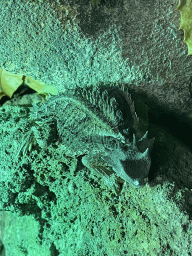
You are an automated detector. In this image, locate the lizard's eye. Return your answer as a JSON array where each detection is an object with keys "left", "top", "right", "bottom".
[{"left": 103, "top": 137, "right": 119, "bottom": 150}]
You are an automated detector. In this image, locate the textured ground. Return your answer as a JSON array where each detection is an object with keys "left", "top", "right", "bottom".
[{"left": 1, "top": 0, "right": 192, "bottom": 255}]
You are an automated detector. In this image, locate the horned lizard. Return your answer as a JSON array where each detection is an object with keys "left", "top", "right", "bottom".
[{"left": 17, "top": 83, "right": 154, "bottom": 191}]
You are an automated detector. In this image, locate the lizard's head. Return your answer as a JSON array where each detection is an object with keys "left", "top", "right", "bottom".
[{"left": 102, "top": 131, "right": 154, "bottom": 187}]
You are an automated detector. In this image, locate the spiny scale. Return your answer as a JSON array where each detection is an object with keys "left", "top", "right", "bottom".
[
  {"left": 22, "top": 83, "right": 154, "bottom": 190},
  {"left": 76, "top": 84, "right": 139, "bottom": 138}
]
